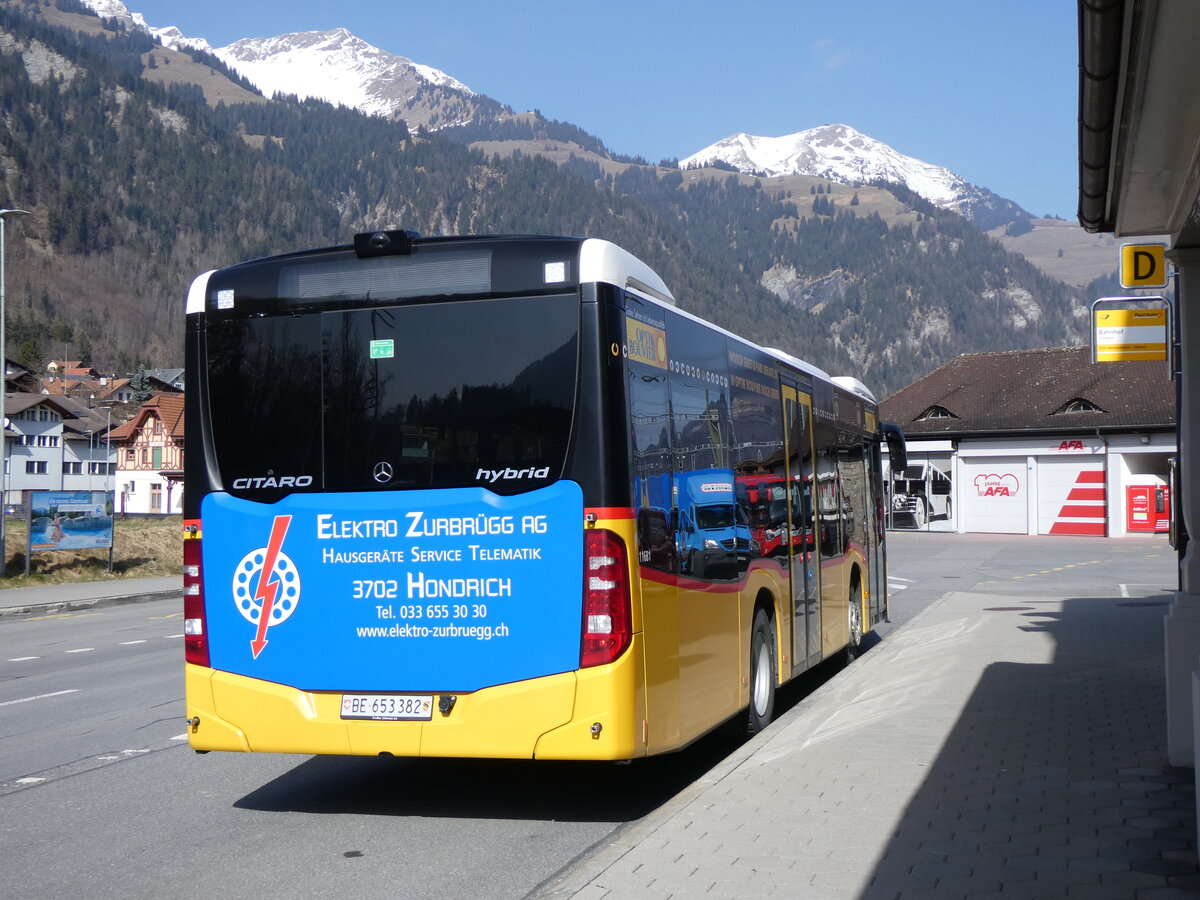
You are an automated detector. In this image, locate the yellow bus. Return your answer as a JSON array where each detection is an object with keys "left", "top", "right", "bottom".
[{"left": 182, "top": 231, "right": 905, "bottom": 760}]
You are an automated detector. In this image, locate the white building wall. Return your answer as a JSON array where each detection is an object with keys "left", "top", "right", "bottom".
[
  {"left": 117, "top": 469, "right": 183, "bottom": 515},
  {"left": 888, "top": 432, "right": 1177, "bottom": 538}
]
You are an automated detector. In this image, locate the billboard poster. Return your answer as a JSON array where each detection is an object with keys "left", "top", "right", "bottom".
[{"left": 29, "top": 491, "right": 114, "bottom": 552}]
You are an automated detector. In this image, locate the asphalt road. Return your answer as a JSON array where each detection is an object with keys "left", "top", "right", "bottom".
[{"left": 0, "top": 532, "right": 1178, "bottom": 899}]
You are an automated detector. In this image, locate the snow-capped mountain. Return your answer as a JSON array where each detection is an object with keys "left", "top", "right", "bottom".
[
  {"left": 80, "top": 1, "right": 479, "bottom": 127},
  {"left": 85, "top": 3, "right": 1027, "bottom": 229},
  {"left": 214, "top": 28, "right": 473, "bottom": 118},
  {"left": 682, "top": 124, "right": 1027, "bottom": 227},
  {"left": 79, "top": 1, "right": 212, "bottom": 53}
]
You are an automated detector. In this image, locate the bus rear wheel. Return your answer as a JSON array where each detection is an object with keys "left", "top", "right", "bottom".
[
  {"left": 846, "top": 579, "right": 864, "bottom": 662},
  {"left": 747, "top": 608, "right": 776, "bottom": 735}
]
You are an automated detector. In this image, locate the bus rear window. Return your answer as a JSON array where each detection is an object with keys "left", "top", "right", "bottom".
[{"left": 205, "top": 293, "right": 579, "bottom": 495}]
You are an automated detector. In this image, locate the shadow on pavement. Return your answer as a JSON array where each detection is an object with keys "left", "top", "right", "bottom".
[
  {"left": 860, "top": 592, "right": 1200, "bottom": 898},
  {"left": 233, "top": 652, "right": 856, "bottom": 824},
  {"left": 233, "top": 723, "right": 747, "bottom": 823}
]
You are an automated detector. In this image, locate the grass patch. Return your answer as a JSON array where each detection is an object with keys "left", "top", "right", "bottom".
[{"left": 1, "top": 516, "right": 181, "bottom": 586}]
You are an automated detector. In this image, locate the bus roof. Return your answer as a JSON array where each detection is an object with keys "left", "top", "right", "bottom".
[
  {"left": 186, "top": 234, "right": 677, "bottom": 315},
  {"left": 579, "top": 239, "right": 675, "bottom": 305}
]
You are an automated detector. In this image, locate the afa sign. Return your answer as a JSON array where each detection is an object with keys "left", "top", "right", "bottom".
[{"left": 974, "top": 473, "right": 1020, "bottom": 497}]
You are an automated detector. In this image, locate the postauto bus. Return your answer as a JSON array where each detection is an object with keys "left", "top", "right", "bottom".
[{"left": 182, "top": 230, "right": 905, "bottom": 760}]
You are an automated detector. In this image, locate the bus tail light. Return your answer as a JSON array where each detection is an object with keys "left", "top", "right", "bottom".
[
  {"left": 183, "top": 529, "right": 210, "bottom": 667},
  {"left": 581, "top": 529, "right": 631, "bottom": 668}
]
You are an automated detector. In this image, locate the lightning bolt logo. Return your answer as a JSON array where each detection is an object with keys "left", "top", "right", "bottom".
[{"left": 232, "top": 515, "right": 300, "bottom": 659}]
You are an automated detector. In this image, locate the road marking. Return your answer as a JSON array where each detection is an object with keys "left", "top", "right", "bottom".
[
  {"left": 171, "top": 734, "right": 188, "bottom": 741},
  {"left": 64, "top": 647, "right": 94, "bottom": 654},
  {"left": 164, "top": 634, "right": 183, "bottom": 639},
  {"left": 0, "top": 689, "right": 80, "bottom": 707},
  {"left": 7, "top": 656, "right": 39, "bottom": 662},
  {"left": 4, "top": 734, "right": 190, "bottom": 795},
  {"left": 150, "top": 612, "right": 182, "bottom": 621},
  {"left": 119, "top": 640, "right": 147, "bottom": 645}
]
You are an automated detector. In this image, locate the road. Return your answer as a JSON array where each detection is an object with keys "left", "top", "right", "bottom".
[{"left": 0, "top": 533, "right": 1177, "bottom": 898}]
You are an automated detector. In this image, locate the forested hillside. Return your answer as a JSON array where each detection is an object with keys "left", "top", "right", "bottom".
[{"left": 0, "top": 0, "right": 1089, "bottom": 395}]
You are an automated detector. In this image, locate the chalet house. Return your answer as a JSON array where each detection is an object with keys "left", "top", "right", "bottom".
[
  {"left": 881, "top": 347, "right": 1176, "bottom": 538},
  {"left": 107, "top": 393, "right": 184, "bottom": 515}
]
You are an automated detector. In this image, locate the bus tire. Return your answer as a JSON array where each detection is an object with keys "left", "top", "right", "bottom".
[
  {"left": 747, "top": 607, "right": 776, "bottom": 735},
  {"left": 846, "top": 577, "right": 864, "bottom": 662}
]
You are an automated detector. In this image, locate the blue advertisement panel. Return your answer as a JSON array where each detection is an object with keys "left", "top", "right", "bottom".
[
  {"left": 30, "top": 491, "right": 114, "bottom": 551},
  {"left": 201, "top": 481, "right": 584, "bottom": 692}
]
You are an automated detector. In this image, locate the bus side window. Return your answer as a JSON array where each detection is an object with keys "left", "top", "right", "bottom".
[{"left": 630, "top": 366, "right": 674, "bottom": 572}]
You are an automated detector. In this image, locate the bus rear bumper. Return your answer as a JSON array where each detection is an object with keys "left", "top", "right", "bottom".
[{"left": 184, "top": 640, "right": 646, "bottom": 760}]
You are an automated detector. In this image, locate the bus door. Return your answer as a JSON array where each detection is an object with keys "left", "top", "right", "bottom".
[
  {"left": 866, "top": 438, "right": 886, "bottom": 624},
  {"left": 783, "top": 383, "right": 820, "bottom": 673}
]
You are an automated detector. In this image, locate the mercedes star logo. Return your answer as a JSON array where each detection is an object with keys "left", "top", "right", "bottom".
[{"left": 372, "top": 461, "right": 393, "bottom": 483}]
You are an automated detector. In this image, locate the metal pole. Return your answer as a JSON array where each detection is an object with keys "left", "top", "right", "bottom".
[{"left": 0, "top": 209, "right": 31, "bottom": 574}]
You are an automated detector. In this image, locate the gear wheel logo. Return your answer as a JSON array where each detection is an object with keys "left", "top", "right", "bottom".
[{"left": 231, "top": 515, "right": 299, "bottom": 658}]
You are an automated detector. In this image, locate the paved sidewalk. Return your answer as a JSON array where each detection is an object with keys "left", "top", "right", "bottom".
[
  {"left": 0, "top": 575, "right": 181, "bottom": 617},
  {"left": 538, "top": 586, "right": 1198, "bottom": 898}
]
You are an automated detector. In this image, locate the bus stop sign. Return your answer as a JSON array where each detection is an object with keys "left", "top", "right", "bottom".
[{"left": 1120, "top": 242, "right": 1168, "bottom": 289}]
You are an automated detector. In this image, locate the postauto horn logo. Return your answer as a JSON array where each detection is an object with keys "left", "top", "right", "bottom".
[{"left": 231, "top": 515, "right": 301, "bottom": 658}]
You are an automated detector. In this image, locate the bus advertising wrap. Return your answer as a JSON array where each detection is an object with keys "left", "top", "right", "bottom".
[{"left": 200, "top": 481, "right": 584, "bottom": 692}]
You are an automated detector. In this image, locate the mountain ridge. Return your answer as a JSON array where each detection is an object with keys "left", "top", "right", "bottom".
[
  {"left": 681, "top": 124, "right": 1029, "bottom": 231},
  {"left": 74, "top": 1, "right": 1043, "bottom": 232}
]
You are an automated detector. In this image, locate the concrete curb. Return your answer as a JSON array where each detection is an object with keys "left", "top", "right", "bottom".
[{"left": 0, "top": 588, "right": 181, "bottom": 619}]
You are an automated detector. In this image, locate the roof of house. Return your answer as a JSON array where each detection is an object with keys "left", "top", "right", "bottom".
[
  {"left": 3, "top": 392, "right": 80, "bottom": 419},
  {"left": 881, "top": 347, "right": 1176, "bottom": 437},
  {"left": 108, "top": 393, "right": 185, "bottom": 443},
  {"left": 52, "top": 394, "right": 120, "bottom": 440}
]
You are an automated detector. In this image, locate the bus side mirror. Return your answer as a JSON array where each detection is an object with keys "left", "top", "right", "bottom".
[{"left": 882, "top": 423, "right": 908, "bottom": 473}]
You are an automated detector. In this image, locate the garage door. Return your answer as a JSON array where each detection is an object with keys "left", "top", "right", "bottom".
[
  {"left": 1037, "top": 457, "right": 1106, "bottom": 536},
  {"left": 961, "top": 457, "right": 1027, "bottom": 534}
]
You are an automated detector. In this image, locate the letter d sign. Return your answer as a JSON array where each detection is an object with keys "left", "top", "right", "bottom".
[{"left": 1120, "top": 243, "right": 1168, "bottom": 289}]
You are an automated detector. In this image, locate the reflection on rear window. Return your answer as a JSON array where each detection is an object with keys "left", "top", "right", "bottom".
[{"left": 206, "top": 294, "right": 579, "bottom": 495}]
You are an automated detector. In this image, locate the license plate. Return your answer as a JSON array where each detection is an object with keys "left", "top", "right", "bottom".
[{"left": 340, "top": 694, "right": 433, "bottom": 721}]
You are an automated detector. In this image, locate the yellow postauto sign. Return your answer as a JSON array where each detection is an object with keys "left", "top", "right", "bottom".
[{"left": 1094, "top": 307, "right": 1168, "bottom": 362}]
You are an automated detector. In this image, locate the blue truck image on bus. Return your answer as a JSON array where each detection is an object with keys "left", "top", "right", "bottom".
[{"left": 674, "top": 469, "right": 756, "bottom": 580}]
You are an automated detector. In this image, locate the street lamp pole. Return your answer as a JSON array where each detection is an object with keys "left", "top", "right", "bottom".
[
  {"left": 95, "top": 405, "right": 112, "bottom": 493},
  {"left": 0, "top": 208, "right": 31, "bottom": 573}
]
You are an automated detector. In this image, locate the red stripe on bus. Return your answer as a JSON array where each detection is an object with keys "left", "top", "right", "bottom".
[
  {"left": 1075, "top": 470, "right": 1105, "bottom": 483},
  {"left": 638, "top": 557, "right": 787, "bottom": 593},
  {"left": 1066, "top": 488, "right": 1106, "bottom": 501},
  {"left": 586, "top": 507, "right": 635, "bottom": 520}
]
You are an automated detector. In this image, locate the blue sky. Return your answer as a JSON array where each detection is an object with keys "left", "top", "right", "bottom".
[{"left": 127, "top": 0, "right": 1080, "bottom": 219}]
